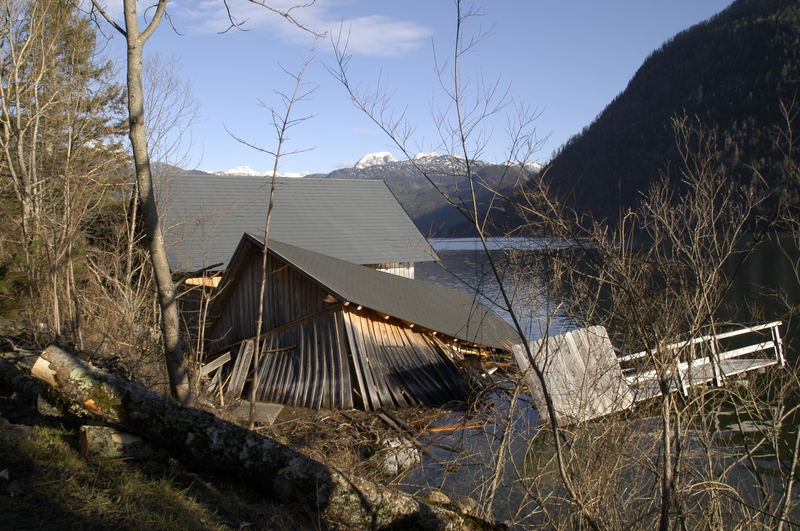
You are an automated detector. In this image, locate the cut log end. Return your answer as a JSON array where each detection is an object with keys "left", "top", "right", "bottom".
[{"left": 31, "top": 355, "right": 58, "bottom": 388}]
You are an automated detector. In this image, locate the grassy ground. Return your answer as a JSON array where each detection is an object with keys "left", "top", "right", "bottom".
[
  {"left": 0, "top": 388, "right": 458, "bottom": 530},
  {"left": 0, "top": 406, "right": 313, "bottom": 530},
  {"left": 0, "top": 336, "right": 469, "bottom": 530}
]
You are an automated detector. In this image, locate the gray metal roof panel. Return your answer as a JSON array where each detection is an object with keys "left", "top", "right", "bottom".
[
  {"left": 157, "top": 175, "right": 436, "bottom": 271},
  {"left": 250, "top": 236, "right": 519, "bottom": 349}
]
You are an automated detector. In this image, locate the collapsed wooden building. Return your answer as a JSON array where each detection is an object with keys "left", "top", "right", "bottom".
[
  {"left": 204, "top": 234, "right": 519, "bottom": 411},
  {"left": 160, "top": 174, "right": 518, "bottom": 410}
]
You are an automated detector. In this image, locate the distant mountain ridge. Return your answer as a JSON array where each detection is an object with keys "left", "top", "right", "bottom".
[
  {"left": 211, "top": 165, "right": 309, "bottom": 178},
  {"left": 194, "top": 152, "right": 537, "bottom": 237},
  {"left": 543, "top": 0, "right": 800, "bottom": 220},
  {"left": 322, "top": 152, "right": 534, "bottom": 236}
]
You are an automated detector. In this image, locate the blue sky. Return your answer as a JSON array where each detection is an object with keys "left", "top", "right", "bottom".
[{"left": 98, "top": 1, "right": 733, "bottom": 174}]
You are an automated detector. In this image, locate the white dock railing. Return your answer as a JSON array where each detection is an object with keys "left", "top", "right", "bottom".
[
  {"left": 619, "top": 321, "right": 785, "bottom": 393},
  {"left": 513, "top": 322, "right": 786, "bottom": 425}
]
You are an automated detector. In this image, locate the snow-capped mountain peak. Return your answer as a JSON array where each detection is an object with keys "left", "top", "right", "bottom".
[
  {"left": 354, "top": 151, "right": 397, "bottom": 169},
  {"left": 213, "top": 165, "right": 267, "bottom": 177},
  {"left": 503, "top": 160, "right": 544, "bottom": 172},
  {"left": 279, "top": 171, "right": 310, "bottom": 178},
  {"left": 211, "top": 165, "right": 308, "bottom": 178},
  {"left": 413, "top": 151, "right": 439, "bottom": 160}
]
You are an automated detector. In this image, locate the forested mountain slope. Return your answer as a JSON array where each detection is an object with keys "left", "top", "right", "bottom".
[{"left": 543, "top": 0, "right": 800, "bottom": 221}]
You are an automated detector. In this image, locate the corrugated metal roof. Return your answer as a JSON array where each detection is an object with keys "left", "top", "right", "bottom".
[
  {"left": 236, "top": 235, "right": 519, "bottom": 350},
  {"left": 157, "top": 174, "right": 436, "bottom": 271}
]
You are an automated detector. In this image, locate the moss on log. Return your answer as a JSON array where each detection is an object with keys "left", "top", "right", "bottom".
[{"left": 31, "top": 345, "right": 494, "bottom": 530}]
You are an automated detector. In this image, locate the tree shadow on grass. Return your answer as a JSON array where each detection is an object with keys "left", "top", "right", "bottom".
[{"left": 0, "top": 391, "right": 311, "bottom": 531}]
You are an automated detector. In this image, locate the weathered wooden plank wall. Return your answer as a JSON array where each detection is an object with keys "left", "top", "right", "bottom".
[
  {"left": 207, "top": 250, "right": 330, "bottom": 353},
  {"left": 247, "top": 311, "right": 354, "bottom": 410},
  {"left": 225, "top": 340, "right": 254, "bottom": 402},
  {"left": 343, "top": 310, "right": 467, "bottom": 410},
  {"left": 216, "top": 308, "right": 468, "bottom": 411},
  {"left": 206, "top": 246, "right": 469, "bottom": 411}
]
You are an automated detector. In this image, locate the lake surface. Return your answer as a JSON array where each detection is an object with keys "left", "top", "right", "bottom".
[
  {"left": 420, "top": 238, "right": 575, "bottom": 340},
  {"left": 421, "top": 235, "right": 800, "bottom": 355},
  {"left": 409, "top": 236, "right": 799, "bottom": 524}
]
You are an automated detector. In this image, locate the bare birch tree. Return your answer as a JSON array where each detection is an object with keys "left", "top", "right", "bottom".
[
  {"left": 79, "top": 53, "right": 200, "bottom": 391},
  {"left": 225, "top": 53, "right": 316, "bottom": 427}
]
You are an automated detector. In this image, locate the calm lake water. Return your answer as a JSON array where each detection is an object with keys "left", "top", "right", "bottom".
[
  {"left": 422, "top": 235, "right": 800, "bottom": 354},
  {"left": 421, "top": 238, "right": 575, "bottom": 340},
  {"left": 408, "top": 236, "right": 800, "bottom": 524}
]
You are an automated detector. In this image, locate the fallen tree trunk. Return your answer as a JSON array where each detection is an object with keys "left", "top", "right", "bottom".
[
  {"left": 31, "top": 345, "right": 492, "bottom": 530},
  {"left": 0, "top": 355, "right": 69, "bottom": 418}
]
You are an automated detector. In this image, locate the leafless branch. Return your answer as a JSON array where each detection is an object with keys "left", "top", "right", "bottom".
[{"left": 88, "top": 0, "right": 126, "bottom": 36}]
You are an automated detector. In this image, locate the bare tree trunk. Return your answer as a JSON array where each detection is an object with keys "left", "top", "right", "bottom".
[
  {"left": 106, "top": 0, "right": 191, "bottom": 404},
  {"left": 659, "top": 394, "right": 673, "bottom": 531},
  {"left": 247, "top": 54, "right": 314, "bottom": 427}
]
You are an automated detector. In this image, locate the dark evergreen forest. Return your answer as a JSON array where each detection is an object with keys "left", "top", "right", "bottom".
[{"left": 543, "top": 0, "right": 800, "bottom": 221}]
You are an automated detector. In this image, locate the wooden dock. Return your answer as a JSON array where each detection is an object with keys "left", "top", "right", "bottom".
[{"left": 512, "top": 322, "right": 785, "bottom": 425}]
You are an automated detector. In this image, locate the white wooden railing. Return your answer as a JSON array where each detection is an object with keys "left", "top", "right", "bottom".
[{"left": 619, "top": 321, "right": 785, "bottom": 392}]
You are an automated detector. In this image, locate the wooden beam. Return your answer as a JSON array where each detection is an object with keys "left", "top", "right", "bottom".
[{"left": 200, "top": 351, "right": 231, "bottom": 376}]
